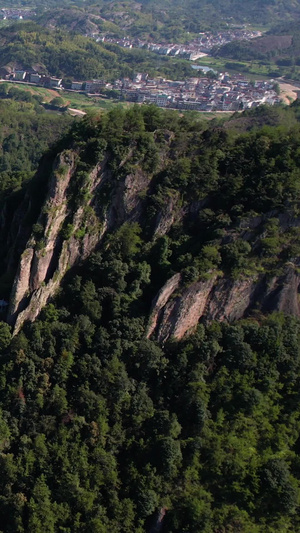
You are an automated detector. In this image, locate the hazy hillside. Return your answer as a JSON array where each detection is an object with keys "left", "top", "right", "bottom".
[{"left": 4, "top": 0, "right": 300, "bottom": 37}]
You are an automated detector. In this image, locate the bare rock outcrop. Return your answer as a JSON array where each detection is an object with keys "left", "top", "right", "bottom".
[
  {"left": 154, "top": 277, "right": 217, "bottom": 344},
  {"left": 147, "top": 265, "right": 300, "bottom": 343},
  {"left": 8, "top": 150, "right": 105, "bottom": 333},
  {"left": 153, "top": 191, "right": 182, "bottom": 237},
  {"left": 147, "top": 273, "right": 181, "bottom": 340},
  {"left": 108, "top": 167, "right": 150, "bottom": 227},
  {"left": 7, "top": 148, "right": 160, "bottom": 334},
  {"left": 261, "top": 266, "right": 300, "bottom": 316},
  {"left": 205, "top": 277, "right": 258, "bottom": 322}
]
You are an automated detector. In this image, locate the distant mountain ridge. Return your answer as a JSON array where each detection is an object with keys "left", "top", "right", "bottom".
[{"left": 5, "top": 0, "right": 300, "bottom": 39}]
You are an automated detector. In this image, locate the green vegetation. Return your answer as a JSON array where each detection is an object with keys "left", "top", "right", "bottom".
[
  {"left": 0, "top": 82, "right": 132, "bottom": 113},
  {"left": 192, "top": 55, "right": 280, "bottom": 80},
  {"left": 63, "top": 90, "right": 132, "bottom": 112},
  {"left": 0, "top": 22, "right": 195, "bottom": 81},
  {"left": 0, "top": 94, "right": 73, "bottom": 201},
  {"left": 213, "top": 21, "right": 300, "bottom": 81},
  {"left": 1, "top": 297, "right": 300, "bottom": 532},
  {"left": 7, "top": 0, "right": 300, "bottom": 38},
  {"left": 0, "top": 102, "right": 299, "bottom": 530},
  {"left": 0, "top": 1, "right": 299, "bottom": 532}
]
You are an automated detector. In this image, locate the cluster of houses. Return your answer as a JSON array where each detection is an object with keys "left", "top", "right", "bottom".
[
  {"left": 115, "top": 72, "right": 280, "bottom": 111},
  {"left": 3, "top": 67, "right": 280, "bottom": 112},
  {"left": 1, "top": 69, "right": 63, "bottom": 89},
  {"left": 94, "top": 28, "right": 261, "bottom": 61},
  {"left": 1, "top": 69, "right": 107, "bottom": 92},
  {"left": 68, "top": 71, "right": 279, "bottom": 111}
]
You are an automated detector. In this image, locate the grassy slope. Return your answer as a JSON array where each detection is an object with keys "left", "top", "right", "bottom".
[{"left": 0, "top": 81, "right": 133, "bottom": 112}]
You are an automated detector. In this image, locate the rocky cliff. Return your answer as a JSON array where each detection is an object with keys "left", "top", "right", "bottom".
[
  {"left": 147, "top": 264, "right": 300, "bottom": 343},
  {"left": 6, "top": 143, "right": 300, "bottom": 339},
  {"left": 4, "top": 109, "right": 300, "bottom": 341},
  {"left": 6, "top": 145, "right": 162, "bottom": 334},
  {"left": 7, "top": 150, "right": 103, "bottom": 333}
]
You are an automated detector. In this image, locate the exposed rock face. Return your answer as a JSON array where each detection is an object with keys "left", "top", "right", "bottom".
[
  {"left": 147, "top": 266, "right": 300, "bottom": 343},
  {"left": 205, "top": 277, "right": 257, "bottom": 322},
  {"left": 153, "top": 191, "right": 182, "bottom": 237},
  {"left": 5, "top": 133, "right": 300, "bottom": 340},
  {"left": 8, "top": 150, "right": 105, "bottom": 333},
  {"left": 108, "top": 167, "right": 150, "bottom": 227},
  {"left": 260, "top": 267, "right": 300, "bottom": 316},
  {"left": 154, "top": 277, "right": 217, "bottom": 344},
  {"left": 6, "top": 149, "right": 162, "bottom": 334},
  {"left": 0, "top": 153, "right": 53, "bottom": 278},
  {"left": 147, "top": 273, "right": 181, "bottom": 340}
]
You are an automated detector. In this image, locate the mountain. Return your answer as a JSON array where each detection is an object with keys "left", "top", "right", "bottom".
[
  {"left": 8, "top": 0, "right": 300, "bottom": 28},
  {"left": 2, "top": 103, "right": 300, "bottom": 337},
  {"left": 1, "top": 103, "right": 300, "bottom": 531},
  {"left": 34, "top": 0, "right": 300, "bottom": 43}
]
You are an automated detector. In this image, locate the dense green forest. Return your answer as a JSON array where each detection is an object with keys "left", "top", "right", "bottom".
[
  {"left": 0, "top": 22, "right": 194, "bottom": 80},
  {"left": 0, "top": 102, "right": 300, "bottom": 531},
  {"left": 1, "top": 294, "right": 300, "bottom": 532},
  {"left": 0, "top": 91, "right": 73, "bottom": 201}
]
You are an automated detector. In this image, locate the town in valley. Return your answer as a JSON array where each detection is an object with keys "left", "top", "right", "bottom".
[
  {"left": 3, "top": 67, "right": 281, "bottom": 112},
  {"left": 0, "top": 14, "right": 283, "bottom": 112}
]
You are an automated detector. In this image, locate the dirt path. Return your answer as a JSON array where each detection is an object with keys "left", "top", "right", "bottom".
[
  {"left": 67, "top": 108, "right": 87, "bottom": 116},
  {"left": 279, "top": 82, "right": 300, "bottom": 104}
]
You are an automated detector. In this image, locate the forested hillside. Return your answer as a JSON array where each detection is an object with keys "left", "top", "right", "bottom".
[
  {"left": 0, "top": 23, "right": 194, "bottom": 80},
  {"left": 214, "top": 21, "right": 300, "bottom": 74},
  {"left": 5, "top": 0, "right": 300, "bottom": 29},
  {"left": 0, "top": 95, "right": 72, "bottom": 202},
  {"left": 0, "top": 103, "right": 300, "bottom": 531}
]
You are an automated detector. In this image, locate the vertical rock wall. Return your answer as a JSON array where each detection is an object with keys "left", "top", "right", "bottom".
[{"left": 8, "top": 150, "right": 105, "bottom": 333}]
